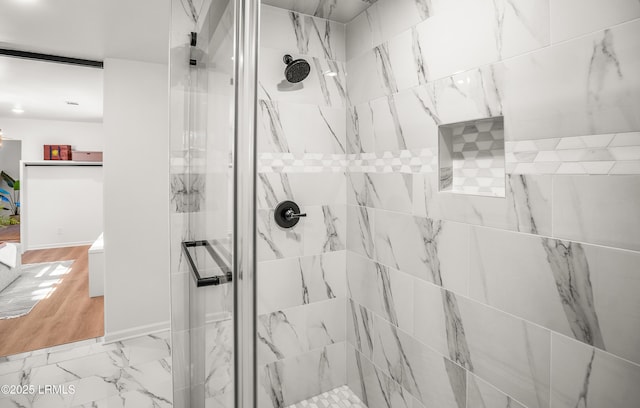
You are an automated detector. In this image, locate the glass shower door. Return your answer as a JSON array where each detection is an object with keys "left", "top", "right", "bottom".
[{"left": 169, "top": 0, "right": 259, "bottom": 406}]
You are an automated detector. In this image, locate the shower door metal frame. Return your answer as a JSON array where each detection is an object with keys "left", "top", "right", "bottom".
[{"left": 233, "top": 0, "right": 260, "bottom": 406}]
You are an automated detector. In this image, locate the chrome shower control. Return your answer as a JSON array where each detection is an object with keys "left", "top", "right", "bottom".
[{"left": 275, "top": 200, "right": 306, "bottom": 228}]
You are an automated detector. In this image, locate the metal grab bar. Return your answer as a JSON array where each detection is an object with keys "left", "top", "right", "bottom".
[{"left": 182, "top": 240, "right": 232, "bottom": 287}]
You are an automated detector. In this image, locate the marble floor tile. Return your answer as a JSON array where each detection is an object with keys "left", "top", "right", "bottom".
[{"left": 0, "top": 332, "right": 173, "bottom": 408}]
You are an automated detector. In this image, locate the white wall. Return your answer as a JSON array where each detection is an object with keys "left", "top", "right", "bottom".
[
  {"left": 22, "top": 164, "right": 103, "bottom": 250},
  {"left": 0, "top": 117, "right": 103, "bottom": 161},
  {"left": 103, "top": 58, "right": 170, "bottom": 341},
  {"left": 0, "top": 139, "right": 21, "bottom": 185}
]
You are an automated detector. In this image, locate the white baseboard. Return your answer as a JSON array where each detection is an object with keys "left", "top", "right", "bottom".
[
  {"left": 26, "top": 241, "right": 95, "bottom": 251},
  {"left": 102, "top": 314, "right": 229, "bottom": 344},
  {"left": 103, "top": 320, "right": 171, "bottom": 343}
]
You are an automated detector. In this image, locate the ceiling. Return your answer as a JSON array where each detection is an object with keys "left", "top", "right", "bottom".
[
  {"left": 0, "top": 0, "right": 170, "bottom": 123},
  {"left": 0, "top": 56, "right": 103, "bottom": 122},
  {"left": 262, "top": 0, "right": 376, "bottom": 23},
  {"left": 0, "top": 0, "right": 170, "bottom": 63},
  {"left": 0, "top": 0, "right": 368, "bottom": 124}
]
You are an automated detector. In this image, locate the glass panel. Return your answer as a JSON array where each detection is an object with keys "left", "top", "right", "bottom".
[{"left": 170, "top": 0, "right": 258, "bottom": 406}]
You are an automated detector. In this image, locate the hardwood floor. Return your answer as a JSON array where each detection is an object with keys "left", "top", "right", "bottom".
[
  {"left": 0, "top": 245, "right": 104, "bottom": 356},
  {"left": 0, "top": 224, "right": 20, "bottom": 242}
]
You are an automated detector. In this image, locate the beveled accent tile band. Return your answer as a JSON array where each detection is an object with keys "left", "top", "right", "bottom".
[{"left": 259, "top": 132, "right": 640, "bottom": 175}]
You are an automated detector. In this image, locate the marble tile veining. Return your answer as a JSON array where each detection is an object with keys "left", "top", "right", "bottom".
[
  {"left": 0, "top": 332, "right": 172, "bottom": 408},
  {"left": 551, "top": 334, "right": 640, "bottom": 408},
  {"left": 469, "top": 226, "right": 640, "bottom": 365}
]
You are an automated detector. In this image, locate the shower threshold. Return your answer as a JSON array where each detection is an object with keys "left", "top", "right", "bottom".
[{"left": 285, "top": 385, "right": 367, "bottom": 408}]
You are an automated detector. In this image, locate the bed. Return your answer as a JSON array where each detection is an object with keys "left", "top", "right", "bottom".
[{"left": 0, "top": 243, "right": 21, "bottom": 293}]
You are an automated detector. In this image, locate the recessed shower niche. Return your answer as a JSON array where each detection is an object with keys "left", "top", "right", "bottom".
[{"left": 439, "top": 116, "right": 506, "bottom": 197}]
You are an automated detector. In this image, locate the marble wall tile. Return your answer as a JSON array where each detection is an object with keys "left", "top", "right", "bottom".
[
  {"left": 258, "top": 251, "right": 346, "bottom": 315},
  {"left": 205, "top": 320, "right": 233, "bottom": 400},
  {"left": 369, "top": 87, "right": 444, "bottom": 153},
  {"left": 348, "top": 173, "right": 413, "bottom": 213},
  {"left": 349, "top": 65, "right": 503, "bottom": 138},
  {"left": 346, "top": 344, "right": 415, "bottom": 408},
  {"left": 258, "top": 306, "right": 308, "bottom": 364},
  {"left": 503, "top": 20, "right": 640, "bottom": 141},
  {"left": 553, "top": 175, "right": 640, "bottom": 251},
  {"left": 413, "top": 289, "right": 551, "bottom": 408},
  {"left": 457, "top": 297, "right": 550, "bottom": 408},
  {"left": 374, "top": 209, "right": 469, "bottom": 294},
  {"left": 371, "top": 0, "right": 425, "bottom": 43},
  {"left": 347, "top": 103, "right": 376, "bottom": 154},
  {"left": 412, "top": 280, "right": 450, "bottom": 357},
  {"left": 551, "top": 334, "right": 640, "bottom": 408},
  {"left": 467, "top": 372, "right": 526, "bottom": 408},
  {"left": 346, "top": 36, "right": 423, "bottom": 105},
  {"left": 348, "top": 0, "right": 549, "bottom": 84},
  {"left": 413, "top": 7, "right": 500, "bottom": 83},
  {"left": 262, "top": 0, "right": 373, "bottom": 24},
  {"left": 373, "top": 316, "right": 466, "bottom": 408},
  {"left": 258, "top": 100, "right": 346, "bottom": 154},
  {"left": 428, "top": 66, "right": 504, "bottom": 126},
  {"left": 303, "top": 204, "right": 347, "bottom": 256},
  {"left": 261, "top": 5, "right": 346, "bottom": 61},
  {"left": 551, "top": 0, "right": 640, "bottom": 43},
  {"left": 257, "top": 299, "right": 346, "bottom": 366},
  {"left": 413, "top": 173, "right": 552, "bottom": 236},
  {"left": 306, "top": 299, "right": 347, "bottom": 350},
  {"left": 346, "top": 48, "right": 389, "bottom": 106},
  {"left": 346, "top": 9, "right": 374, "bottom": 61},
  {"left": 205, "top": 379, "right": 233, "bottom": 408},
  {"left": 259, "top": 48, "right": 347, "bottom": 108},
  {"left": 347, "top": 299, "right": 375, "bottom": 360},
  {"left": 259, "top": 342, "right": 347, "bottom": 408},
  {"left": 257, "top": 209, "right": 304, "bottom": 261},
  {"left": 470, "top": 226, "right": 640, "bottom": 365},
  {"left": 171, "top": 173, "right": 205, "bottom": 213},
  {"left": 346, "top": 252, "right": 414, "bottom": 333},
  {"left": 392, "top": 86, "right": 439, "bottom": 150},
  {"left": 257, "top": 173, "right": 346, "bottom": 210},
  {"left": 346, "top": 205, "right": 375, "bottom": 258}
]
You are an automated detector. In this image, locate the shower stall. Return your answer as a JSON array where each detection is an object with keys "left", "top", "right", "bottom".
[{"left": 169, "top": 0, "right": 640, "bottom": 407}]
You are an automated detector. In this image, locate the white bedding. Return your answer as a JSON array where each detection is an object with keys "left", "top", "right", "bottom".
[
  {"left": 0, "top": 243, "right": 21, "bottom": 293},
  {"left": 0, "top": 243, "right": 18, "bottom": 268}
]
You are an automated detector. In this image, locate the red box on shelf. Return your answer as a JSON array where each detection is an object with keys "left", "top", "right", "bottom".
[
  {"left": 71, "top": 151, "right": 103, "bottom": 162},
  {"left": 43, "top": 145, "right": 72, "bottom": 160}
]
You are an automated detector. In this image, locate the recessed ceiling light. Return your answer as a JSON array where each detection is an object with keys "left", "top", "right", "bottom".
[
  {"left": 11, "top": 107, "right": 24, "bottom": 114},
  {"left": 66, "top": 101, "right": 80, "bottom": 106}
]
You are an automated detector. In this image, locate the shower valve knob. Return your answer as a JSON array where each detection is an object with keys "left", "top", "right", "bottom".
[
  {"left": 284, "top": 208, "right": 307, "bottom": 220},
  {"left": 275, "top": 200, "right": 306, "bottom": 228}
]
